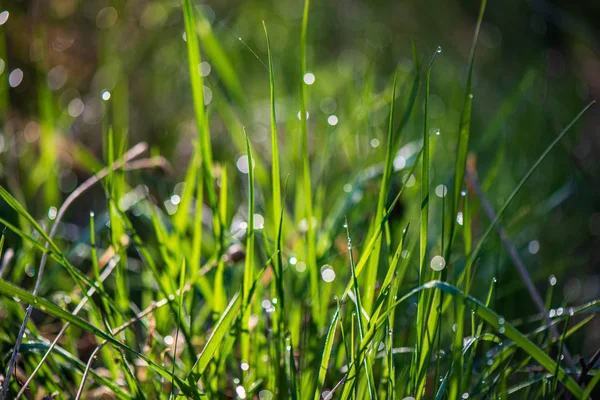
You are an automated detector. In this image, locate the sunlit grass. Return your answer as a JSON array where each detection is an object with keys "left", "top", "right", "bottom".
[{"left": 0, "top": 0, "right": 598, "bottom": 399}]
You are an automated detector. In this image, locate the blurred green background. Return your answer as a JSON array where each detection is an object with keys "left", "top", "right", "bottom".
[{"left": 1, "top": 0, "right": 599, "bottom": 353}]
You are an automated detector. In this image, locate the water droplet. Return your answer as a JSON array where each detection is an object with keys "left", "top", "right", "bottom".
[
  {"left": 236, "top": 385, "right": 247, "bottom": 399},
  {"left": 261, "top": 299, "right": 272, "bottom": 309},
  {"left": 101, "top": 90, "right": 111, "bottom": 101},
  {"left": 403, "top": 173, "right": 416, "bottom": 187},
  {"left": 199, "top": 61, "right": 211, "bottom": 77},
  {"left": 528, "top": 240, "right": 540, "bottom": 255},
  {"left": 468, "top": 93, "right": 474, "bottom": 99},
  {"left": 236, "top": 155, "right": 250, "bottom": 174},
  {"left": 435, "top": 184, "right": 447, "bottom": 198},
  {"left": 549, "top": 275, "right": 557, "bottom": 286},
  {"left": 569, "top": 308, "right": 574, "bottom": 316},
  {"left": 33, "top": 297, "right": 38, "bottom": 304},
  {"left": 327, "top": 114, "right": 338, "bottom": 126},
  {"left": 321, "top": 265, "right": 336, "bottom": 283},
  {"left": 498, "top": 326, "right": 505, "bottom": 334},
  {"left": 370, "top": 138, "right": 380, "bottom": 148},
  {"left": 498, "top": 317, "right": 505, "bottom": 325},
  {"left": 297, "top": 110, "right": 310, "bottom": 120},
  {"left": 240, "top": 362, "right": 249, "bottom": 371},
  {"left": 435, "top": 128, "right": 441, "bottom": 136},
  {"left": 557, "top": 307, "right": 564, "bottom": 316},
  {"left": 436, "top": 46, "right": 442, "bottom": 53},
  {"left": 9, "top": 68, "right": 24, "bottom": 88},
  {"left": 549, "top": 309, "right": 556, "bottom": 318},
  {"left": 430, "top": 255, "right": 446, "bottom": 271},
  {"left": 89, "top": 211, "right": 95, "bottom": 218},
  {"left": 0, "top": 11, "right": 9, "bottom": 25},
  {"left": 164, "top": 335, "right": 174, "bottom": 345},
  {"left": 462, "top": 393, "right": 469, "bottom": 399},
  {"left": 253, "top": 213, "right": 265, "bottom": 230},
  {"left": 393, "top": 155, "right": 406, "bottom": 171},
  {"left": 303, "top": 72, "right": 315, "bottom": 85},
  {"left": 25, "top": 265, "right": 35, "bottom": 277},
  {"left": 457, "top": 212, "right": 464, "bottom": 226},
  {"left": 48, "top": 206, "right": 58, "bottom": 220},
  {"left": 289, "top": 257, "right": 297, "bottom": 265}
]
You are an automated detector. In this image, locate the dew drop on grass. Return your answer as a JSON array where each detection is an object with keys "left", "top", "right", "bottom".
[
  {"left": 164, "top": 335, "right": 174, "bottom": 345},
  {"left": 101, "top": 90, "right": 111, "bottom": 101},
  {"left": 393, "top": 155, "right": 406, "bottom": 171},
  {"left": 25, "top": 265, "right": 35, "bottom": 277},
  {"left": 468, "top": 93, "right": 474, "bottom": 99},
  {"left": 289, "top": 257, "right": 297, "bottom": 265},
  {"left": 435, "top": 184, "right": 447, "bottom": 198},
  {"left": 303, "top": 72, "right": 315, "bottom": 85},
  {"left": 457, "top": 212, "right": 464, "bottom": 226},
  {"left": 435, "top": 128, "right": 441, "bottom": 136},
  {"left": 253, "top": 213, "right": 264, "bottom": 229},
  {"left": 403, "top": 174, "right": 416, "bottom": 187},
  {"left": 436, "top": 46, "right": 442, "bottom": 53},
  {"left": 343, "top": 183, "right": 352, "bottom": 193},
  {"left": 297, "top": 110, "right": 310, "bottom": 120},
  {"left": 430, "top": 255, "right": 446, "bottom": 271},
  {"left": 557, "top": 307, "right": 564, "bottom": 316},
  {"left": 240, "top": 362, "right": 249, "bottom": 371},
  {"left": 549, "top": 275, "right": 557, "bottom": 286},
  {"left": 321, "top": 264, "right": 336, "bottom": 283},
  {"left": 370, "top": 138, "right": 380, "bottom": 148},
  {"left": 462, "top": 393, "right": 470, "bottom": 399},
  {"left": 402, "top": 397, "right": 416, "bottom": 400},
  {"left": 549, "top": 309, "right": 556, "bottom": 318},
  {"left": 236, "top": 155, "right": 249, "bottom": 174},
  {"left": 327, "top": 114, "right": 338, "bottom": 126}
]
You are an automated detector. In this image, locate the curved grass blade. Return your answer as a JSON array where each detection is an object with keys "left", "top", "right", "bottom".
[
  {"left": 0, "top": 278, "right": 201, "bottom": 398},
  {"left": 349, "top": 281, "right": 586, "bottom": 399}
]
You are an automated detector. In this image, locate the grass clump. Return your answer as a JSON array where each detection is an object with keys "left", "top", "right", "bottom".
[{"left": 0, "top": 0, "right": 598, "bottom": 399}]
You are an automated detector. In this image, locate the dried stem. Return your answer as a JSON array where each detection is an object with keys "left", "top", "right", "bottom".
[
  {"left": 465, "top": 168, "right": 575, "bottom": 369},
  {"left": 1, "top": 142, "right": 148, "bottom": 399}
]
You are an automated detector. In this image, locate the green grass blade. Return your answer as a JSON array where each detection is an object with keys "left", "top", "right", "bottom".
[
  {"left": 446, "top": 0, "right": 487, "bottom": 261},
  {"left": 241, "top": 128, "right": 255, "bottom": 372},
  {"left": 0, "top": 278, "right": 201, "bottom": 398},
  {"left": 298, "top": 0, "right": 321, "bottom": 327},
  {"left": 462, "top": 100, "right": 596, "bottom": 282},
  {"left": 354, "top": 280, "right": 585, "bottom": 399},
  {"left": 362, "top": 67, "right": 399, "bottom": 316},
  {"left": 188, "top": 292, "right": 241, "bottom": 381},
  {"left": 314, "top": 309, "right": 340, "bottom": 400}
]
